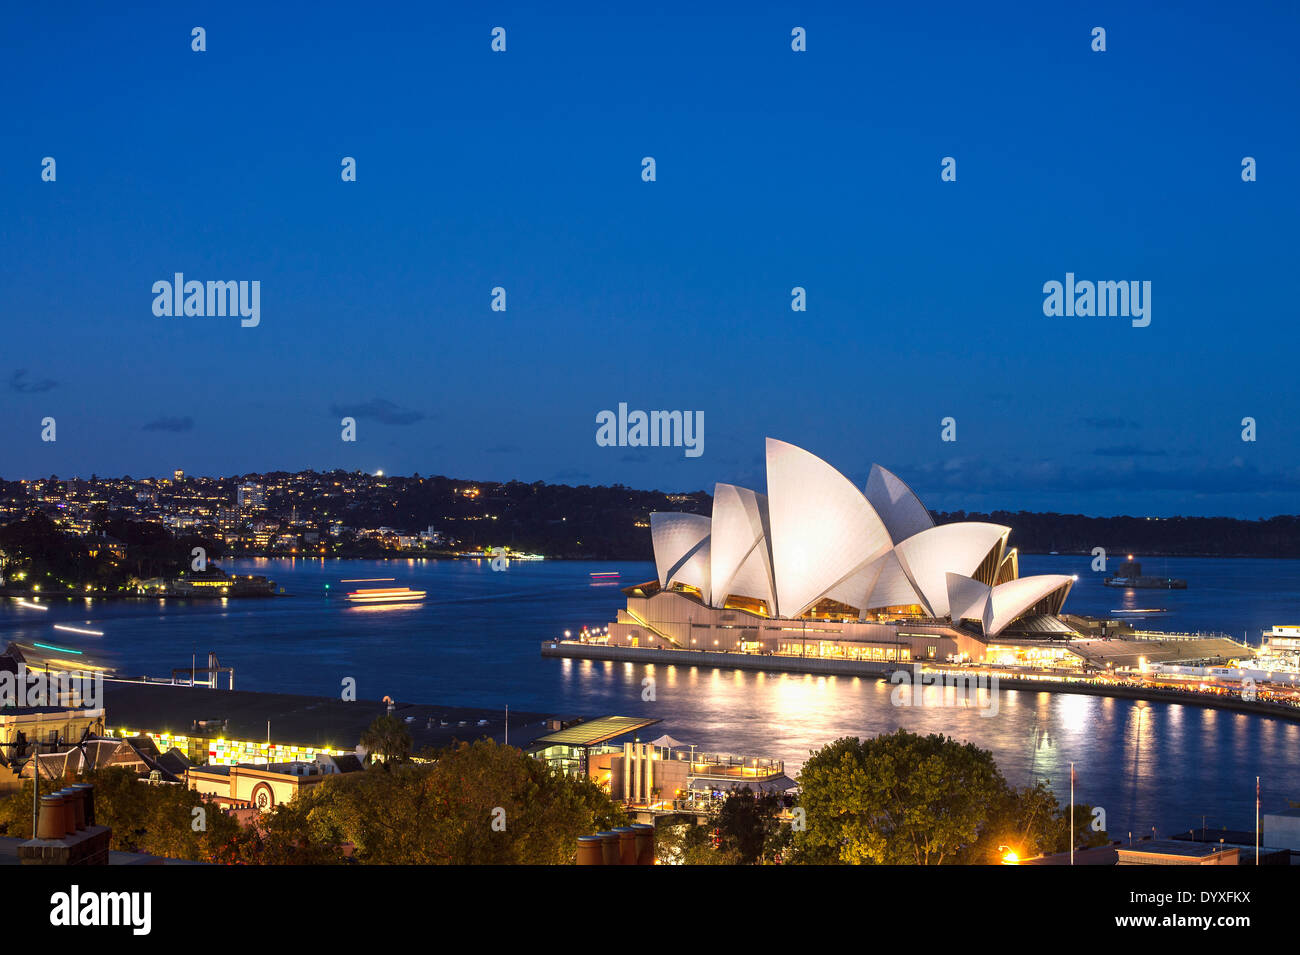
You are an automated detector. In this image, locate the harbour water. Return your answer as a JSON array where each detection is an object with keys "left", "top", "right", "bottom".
[{"left": 3, "top": 554, "right": 1299, "bottom": 840}]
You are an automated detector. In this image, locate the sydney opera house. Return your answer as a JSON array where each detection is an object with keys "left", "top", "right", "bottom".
[{"left": 604, "top": 439, "right": 1081, "bottom": 666}]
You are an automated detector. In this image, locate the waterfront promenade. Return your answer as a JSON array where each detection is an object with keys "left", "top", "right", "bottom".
[{"left": 542, "top": 640, "right": 1300, "bottom": 724}]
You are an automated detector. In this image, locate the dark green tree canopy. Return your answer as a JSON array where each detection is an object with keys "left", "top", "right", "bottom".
[{"left": 792, "top": 730, "right": 1106, "bottom": 864}]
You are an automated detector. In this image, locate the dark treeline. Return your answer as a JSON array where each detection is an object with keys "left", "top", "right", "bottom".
[
  {"left": 341, "top": 477, "right": 712, "bottom": 559},
  {"left": 933, "top": 510, "right": 1300, "bottom": 559},
  {"left": 328, "top": 480, "right": 1300, "bottom": 559}
]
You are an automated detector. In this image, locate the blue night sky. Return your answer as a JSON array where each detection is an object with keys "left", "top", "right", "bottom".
[{"left": 3, "top": 2, "right": 1298, "bottom": 517}]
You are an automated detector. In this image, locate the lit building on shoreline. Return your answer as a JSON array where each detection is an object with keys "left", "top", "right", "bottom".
[{"left": 598, "top": 439, "right": 1076, "bottom": 665}]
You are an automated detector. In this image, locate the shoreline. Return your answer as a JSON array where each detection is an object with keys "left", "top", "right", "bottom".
[
  {"left": 541, "top": 641, "right": 1300, "bottom": 725},
  {"left": 0, "top": 588, "right": 286, "bottom": 601}
]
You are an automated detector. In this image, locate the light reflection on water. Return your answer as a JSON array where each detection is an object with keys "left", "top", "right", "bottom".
[
  {"left": 555, "top": 661, "right": 1300, "bottom": 840},
  {"left": 0, "top": 555, "right": 1297, "bottom": 838}
]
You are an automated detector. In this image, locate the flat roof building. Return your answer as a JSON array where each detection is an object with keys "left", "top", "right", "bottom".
[{"left": 1117, "top": 840, "right": 1240, "bottom": 865}]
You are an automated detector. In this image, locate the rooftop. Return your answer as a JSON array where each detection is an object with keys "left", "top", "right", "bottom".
[
  {"left": 528, "top": 716, "right": 662, "bottom": 749},
  {"left": 0, "top": 836, "right": 206, "bottom": 866},
  {"left": 101, "top": 682, "right": 551, "bottom": 753},
  {"left": 1117, "top": 839, "right": 1238, "bottom": 859}
]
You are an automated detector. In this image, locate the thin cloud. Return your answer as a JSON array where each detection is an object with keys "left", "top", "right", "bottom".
[
  {"left": 9, "top": 369, "right": 58, "bottom": 394},
  {"left": 1093, "top": 445, "right": 1167, "bottom": 457},
  {"left": 142, "top": 416, "right": 194, "bottom": 433},
  {"left": 1081, "top": 416, "right": 1139, "bottom": 430},
  {"left": 328, "top": 398, "right": 425, "bottom": 426}
]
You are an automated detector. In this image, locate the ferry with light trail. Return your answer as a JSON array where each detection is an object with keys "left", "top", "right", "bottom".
[{"left": 343, "top": 586, "right": 427, "bottom": 604}]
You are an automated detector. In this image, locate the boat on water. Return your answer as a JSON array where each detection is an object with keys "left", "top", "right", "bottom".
[
  {"left": 344, "top": 586, "right": 427, "bottom": 604},
  {"left": 1103, "top": 558, "right": 1186, "bottom": 590}
]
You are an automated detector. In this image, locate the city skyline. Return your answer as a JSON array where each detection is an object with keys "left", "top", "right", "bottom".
[{"left": 5, "top": 459, "right": 1300, "bottom": 523}]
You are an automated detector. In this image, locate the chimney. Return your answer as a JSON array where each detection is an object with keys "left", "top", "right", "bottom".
[
  {"left": 616, "top": 826, "right": 637, "bottom": 865},
  {"left": 575, "top": 823, "right": 655, "bottom": 865},
  {"left": 598, "top": 831, "right": 620, "bottom": 865},
  {"left": 19, "top": 783, "right": 111, "bottom": 866},
  {"left": 576, "top": 835, "right": 603, "bottom": 865}
]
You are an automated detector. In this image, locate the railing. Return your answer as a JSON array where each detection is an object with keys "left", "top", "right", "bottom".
[
  {"left": 622, "top": 608, "right": 683, "bottom": 648},
  {"left": 1128, "top": 630, "right": 1245, "bottom": 644},
  {"left": 554, "top": 635, "right": 909, "bottom": 664},
  {"left": 582, "top": 744, "right": 783, "bottom": 777},
  {"left": 664, "top": 752, "right": 784, "bottom": 776}
]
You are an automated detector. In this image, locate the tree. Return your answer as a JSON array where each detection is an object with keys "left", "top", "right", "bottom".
[
  {"left": 792, "top": 731, "right": 1010, "bottom": 864},
  {"left": 236, "top": 798, "right": 344, "bottom": 865},
  {"left": 359, "top": 714, "right": 412, "bottom": 765},
  {"left": 655, "top": 818, "right": 734, "bottom": 865},
  {"left": 278, "top": 739, "right": 626, "bottom": 864},
  {"left": 0, "top": 780, "right": 39, "bottom": 838},
  {"left": 971, "top": 779, "right": 1108, "bottom": 863},
  {"left": 715, "top": 787, "right": 789, "bottom": 864},
  {"left": 655, "top": 789, "right": 793, "bottom": 865}
]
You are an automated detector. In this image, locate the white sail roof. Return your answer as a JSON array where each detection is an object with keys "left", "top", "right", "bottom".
[
  {"left": 670, "top": 537, "right": 712, "bottom": 604},
  {"left": 944, "top": 572, "right": 1074, "bottom": 636},
  {"left": 865, "top": 464, "right": 934, "bottom": 544},
  {"left": 863, "top": 549, "right": 925, "bottom": 611},
  {"left": 987, "top": 575, "right": 1073, "bottom": 635},
  {"left": 649, "top": 512, "right": 711, "bottom": 601},
  {"left": 765, "top": 438, "right": 892, "bottom": 617},
  {"left": 945, "top": 573, "right": 994, "bottom": 633},
  {"left": 819, "top": 551, "right": 889, "bottom": 614},
  {"left": 708, "top": 483, "right": 775, "bottom": 609},
  {"left": 895, "top": 522, "right": 1009, "bottom": 617}
]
